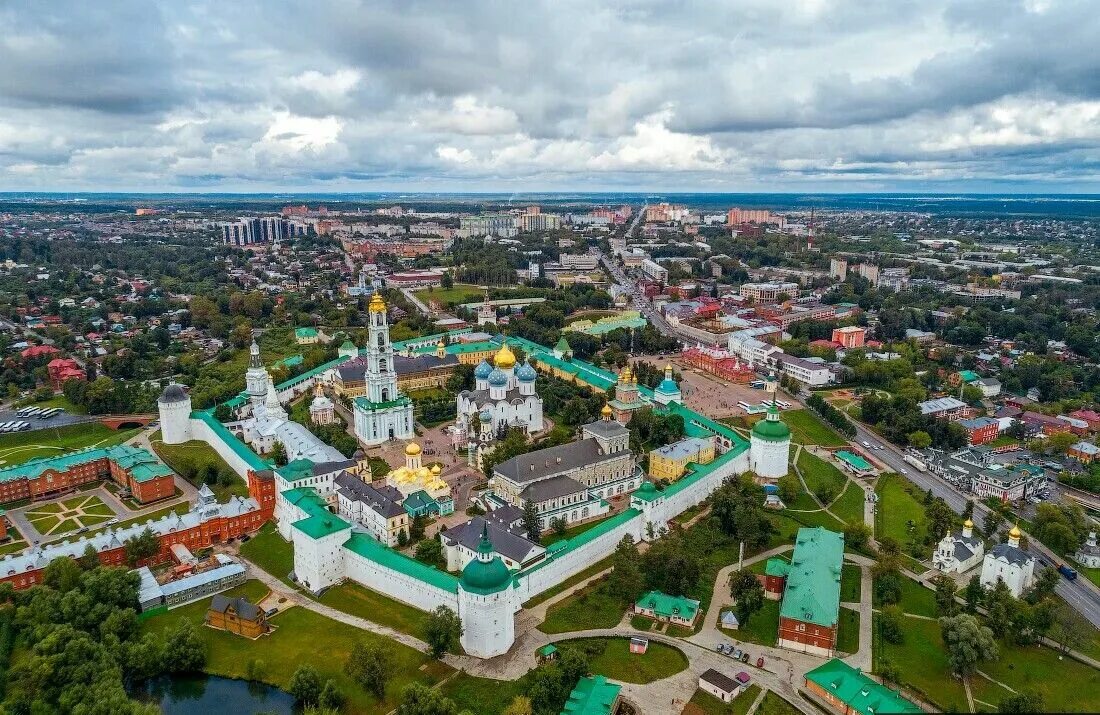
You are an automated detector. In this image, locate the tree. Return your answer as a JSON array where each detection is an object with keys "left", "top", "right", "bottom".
[
  {"left": 872, "top": 558, "right": 903, "bottom": 606},
  {"left": 271, "top": 441, "right": 288, "bottom": 467},
  {"left": 984, "top": 579, "right": 1019, "bottom": 640},
  {"left": 123, "top": 527, "right": 160, "bottom": 567},
  {"left": 940, "top": 613, "right": 998, "bottom": 677},
  {"left": 1047, "top": 601, "right": 1088, "bottom": 655},
  {"left": 410, "top": 514, "right": 427, "bottom": 542},
  {"left": 441, "top": 271, "right": 454, "bottom": 289},
  {"left": 925, "top": 499, "right": 956, "bottom": 542},
  {"left": 318, "top": 680, "right": 345, "bottom": 711},
  {"left": 551, "top": 518, "right": 568, "bottom": 537},
  {"left": 729, "top": 570, "right": 764, "bottom": 626},
  {"left": 522, "top": 502, "right": 541, "bottom": 544},
  {"left": 964, "top": 575, "right": 983, "bottom": 613},
  {"left": 425, "top": 606, "right": 463, "bottom": 659},
  {"left": 502, "top": 696, "right": 533, "bottom": 715},
  {"left": 397, "top": 529, "right": 409, "bottom": 547},
  {"left": 998, "top": 691, "right": 1043, "bottom": 713},
  {"left": 344, "top": 640, "right": 392, "bottom": 698},
  {"left": 289, "top": 664, "right": 323, "bottom": 704},
  {"left": 777, "top": 474, "right": 800, "bottom": 504},
  {"left": 984, "top": 509, "right": 1005, "bottom": 540},
  {"left": 932, "top": 574, "right": 958, "bottom": 617},
  {"left": 907, "top": 430, "right": 932, "bottom": 449},
  {"left": 161, "top": 618, "right": 207, "bottom": 672},
  {"left": 843, "top": 523, "right": 871, "bottom": 551},
  {"left": 415, "top": 538, "right": 444, "bottom": 568},
  {"left": 879, "top": 605, "right": 905, "bottom": 644},
  {"left": 605, "top": 535, "right": 644, "bottom": 604},
  {"left": 396, "top": 683, "right": 464, "bottom": 715}
]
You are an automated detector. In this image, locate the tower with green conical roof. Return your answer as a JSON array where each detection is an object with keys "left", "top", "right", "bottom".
[
  {"left": 458, "top": 523, "right": 516, "bottom": 658},
  {"left": 749, "top": 372, "right": 790, "bottom": 480}
]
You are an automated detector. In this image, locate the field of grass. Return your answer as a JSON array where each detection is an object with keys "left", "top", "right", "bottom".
[
  {"left": 835, "top": 607, "right": 860, "bottom": 653},
  {"left": 0, "top": 423, "right": 140, "bottom": 471},
  {"left": 439, "top": 672, "right": 531, "bottom": 715},
  {"left": 555, "top": 637, "right": 688, "bottom": 684},
  {"left": 840, "top": 564, "right": 862, "bottom": 602},
  {"left": 684, "top": 683, "right": 761, "bottom": 715},
  {"left": 239, "top": 522, "right": 297, "bottom": 585},
  {"left": 150, "top": 433, "right": 248, "bottom": 501},
  {"left": 756, "top": 691, "right": 801, "bottom": 715},
  {"left": 43, "top": 500, "right": 190, "bottom": 545},
  {"left": 829, "top": 481, "right": 866, "bottom": 526},
  {"left": 782, "top": 508, "right": 846, "bottom": 533},
  {"left": 0, "top": 540, "right": 27, "bottom": 556},
  {"left": 726, "top": 599, "right": 779, "bottom": 647},
  {"left": 873, "top": 614, "right": 968, "bottom": 712},
  {"left": 318, "top": 581, "right": 433, "bottom": 640},
  {"left": 873, "top": 575, "right": 936, "bottom": 617},
  {"left": 797, "top": 451, "right": 849, "bottom": 502},
  {"left": 412, "top": 284, "right": 487, "bottom": 307},
  {"left": 140, "top": 579, "right": 452, "bottom": 714},
  {"left": 784, "top": 482, "right": 820, "bottom": 511},
  {"left": 782, "top": 409, "right": 848, "bottom": 447},
  {"left": 874, "top": 473, "right": 929, "bottom": 549},
  {"left": 538, "top": 579, "right": 625, "bottom": 634},
  {"left": 24, "top": 494, "right": 115, "bottom": 536}
]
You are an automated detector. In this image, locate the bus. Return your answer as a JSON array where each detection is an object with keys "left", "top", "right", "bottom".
[
  {"left": 37, "top": 408, "right": 59, "bottom": 420},
  {"left": 776, "top": 400, "right": 791, "bottom": 409},
  {"left": 0, "top": 422, "right": 15, "bottom": 433},
  {"left": 737, "top": 401, "right": 751, "bottom": 411}
]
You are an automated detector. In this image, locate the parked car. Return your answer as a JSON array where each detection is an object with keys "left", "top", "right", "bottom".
[
  {"left": 740, "top": 652, "right": 750, "bottom": 663},
  {"left": 732, "top": 648, "right": 743, "bottom": 660},
  {"left": 756, "top": 657, "right": 765, "bottom": 668}
]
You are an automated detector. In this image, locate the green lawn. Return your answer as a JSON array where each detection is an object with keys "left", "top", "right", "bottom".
[
  {"left": 0, "top": 540, "right": 27, "bottom": 556},
  {"left": 756, "top": 691, "right": 801, "bottom": 715},
  {"left": 0, "top": 423, "right": 140, "bottom": 471},
  {"left": 42, "top": 500, "right": 190, "bottom": 545},
  {"left": 782, "top": 409, "right": 848, "bottom": 447},
  {"left": 829, "top": 481, "right": 866, "bottom": 526},
  {"left": 412, "top": 284, "right": 487, "bottom": 307},
  {"left": 685, "top": 683, "right": 761, "bottom": 715},
  {"left": 239, "top": 522, "right": 297, "bottom": 585},
  {"left": 150, "top": 433, "right": 249, "bottom": 501},
  {"left": 873, "top": 575, "right": 937, "bottom": 617},
  {"left": 980, "top": 639, "right": 1100, "bottom": 712},
  {"left": 439, "top": 672, "right": 531, "bottom": 715},
  {"left": 16, "top": 393, "right": 89, "bottom": 414},
  {"left": 522, "top": 554, "right": 614, "bottom": 608},
  {"left": 873, "top": 614, "right": 968, "bottom": 712},
  {"left": 797, "top": 451, "right": 848, "bottom": 502},
  {"left": 538, "top": 579, "right": 626, "bottom": 634},
  {"left": 725, "top": 598, "right": 779, "bottom": 647},
  {"left": 782, "top": 508, "right": 846, "bottom": 533},
  {"left": 140, "top": 579, "right": 452, "bottom": 714},
  {"left": 318, "top": 581, "right": 433, "bottom": 640},
  {"left": 874, "top": 473, "right": 929, "bottom": 554},
  {"left": 836, "top": 607, "right": 860, "bottom": 653},
  {"left": 784, "top": 481, "right": 821, "bottom": 511},
  {"left": 543, "top": 514, "right": 617, "bottom": 546},
  {"left": 555, "top": 637, "right": 688, "bottom": 684},
  {"left": 840, "top": 564, "right": 862, "bottom": 602}
]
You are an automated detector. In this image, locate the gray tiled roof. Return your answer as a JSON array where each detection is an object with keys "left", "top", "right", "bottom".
[
  {"left": 521, "top": 474, "right": 588, "bottom": 502},
  {"left": 700, "top": 669, "right": 739, "bottom": 693},
  {"left": 335, "top": 472, "right": 405, "bottom": 518},
  {"left": 582, "top": 419, "right": 629, "bottom": 438},
  {"left": 441, "top": 517, "right": 542, "bottom": 564},
  {"left": 209, "top": 595, "right": 261, "bottom": 621},
  {"left": 989, "top": 542, "right": 1033, "bottom": 566},
  {"left": 494, "top": 439, "right": 610, "bottom": 484}
]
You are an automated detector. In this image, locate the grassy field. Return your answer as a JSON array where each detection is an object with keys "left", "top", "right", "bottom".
[
  {"left": 412, "top": 284, "right": 487, "bottom": 307},
  {"left": 537, "top": 578, "right": 625, "bottom": 634},
  {"left": 140, "top": 579, "right": 452, "bottom": 714},
  {"left": 42, "top": 500, "right": 190, "bottom": 545},
  {"left": 782, "top": 507, "right": 846, "bottom": 533},
  {"left": 873, "top": 614, "right": 968, "bottom": 712},
  {"left": 782, "top": 409, "right": 848, "bottom": 447},
  {"left": 555, "top": 637, "right": 688, "bottom": 684},
  {"left": 318, "top": 581, "right": 433, "bottom": 640},
  {"left": 756, "top": 691, "right": 801, "bottom": 715},
  {"left": 440, "top": 672, "right": 531, "bottom": 715},
  {"left": 829, "top": 481, "right": 865, "bottom": 526},
  {"left": 835, "top": 607, "right": 860, "bottom": 653},
  {"left": 0, "top": 540, "right": 27, "bottom": 556},
  {"left": 239, "top": 522, "right": 296, "bottom": 584},
  {"left": 724, "top": 599, "right": 779, "bottom": 647},
  {"left": 150, "top": 433, "right": 249, "bottom": 501},
  {"left": 684, "top": 683, "right": 761, "bottom": 715},
  {"left": 873, "top": 575, "right": 936, "bottom": 617},
  {"left": 796, "top": 451, "right": 849, "bottom": 502},
  {"left": 874, "top": 473, "right": 929, "bottom": 550},
  {"left": 0, "top": 423, "right": 140, "bottom": 470},
  {"left": 840, "top": 564, "right": 862, "bottom": 602}
]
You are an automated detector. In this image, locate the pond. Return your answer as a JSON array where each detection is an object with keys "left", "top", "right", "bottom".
[{"left": 132, "top": 673, "right": 295, "bottom": 715}]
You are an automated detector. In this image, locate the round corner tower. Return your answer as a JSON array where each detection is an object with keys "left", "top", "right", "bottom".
[{"left": 158, "top": 383, "right": 193, "bottom": 444}]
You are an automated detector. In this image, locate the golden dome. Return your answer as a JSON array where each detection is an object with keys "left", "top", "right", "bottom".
[
  {"left": 619, "top": 365, "right": 633, "bottom": 382},
  {"left": 963, "top": 518, "right": 974, "bottom": 529},
  {"left": 404, "top": 442, "right": 422, "bottom": 456},
  {"left": 417, "top": 467, "right": 430, "bottom": 479},
  {"left": 1009, "top": 523, "right": 1022, "bottom": 539},
  {"left": 368, "top": 291, "right": 387, "bottom": 313},
  {"left": 431, "top": 464, "right": 441, "bottom": 475},
  {"left": 494, "top": 343, "right": 516, "bottom": 369},
  {"left": 664, "top": 363, "right": 672, "bottom": 372},
  {"left": 601, "top": 403, "right": 613, "bottom": 417}
]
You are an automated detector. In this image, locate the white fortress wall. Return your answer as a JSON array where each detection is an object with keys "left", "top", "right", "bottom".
[
  {"left": 343, "top": 548, "right": 460, "bottom": 613},
  {"left": 188, "top": 416, "right": 256, "bottom": 479}
]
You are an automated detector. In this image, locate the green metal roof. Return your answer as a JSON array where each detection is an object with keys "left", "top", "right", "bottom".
[
  {"left": 958, "top": 370, "right": 980, "bottom": 383},
  {"left": 342, "top": 532, "right": 459, "bottom": 593},
  {"left": 765, "top": 557, "right": 791, "bottom": 577},
  {"left": 402, "top": 490, "right": 438, "bottom": 513},
  {"left": 276, "top": 459, "right": 315, "bottom": 483},
  {"left": 353, "top": 395, "right": 413, "bottom": 412},
  {"left": 537, "top": 644, "right": 558, "bottom": 657},
  {"left": 0, "top": 444, "right": 172, "bottom": 484},
  {"left": 295, "top": 327, "right": 319, "bottom": 338},
  {"left": 445, "top": 340, "right": 499, "bottom": 355},
  {"left": 193, "top": 410, "right": 269, "bottom": 471},
  {"left": 634, "top": 590, "right": 700, "bottom": 622},
  {"left": 562, "top": 675, "right": 621, "bottom": 715},
  {"left": 752, "top": 409, "right": 791, "bottom": 442},
  {"left": 284, "top": 486, "right": 352, "bottom": 539},
  {"left": 836, "top": 450, "right": 872, "bottom": 470},
  {"left": 461, "top": 524, "right": 512, "bottom": 594},
  {"left": 780, "top": 527, "right": 844, "bottom": 628},
  {"left": 805, "top": 659, "right": 921, "bottom": 715}
]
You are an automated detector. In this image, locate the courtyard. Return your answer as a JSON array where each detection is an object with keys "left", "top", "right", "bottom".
[{"left": 22, "top": 492, "right": 118, "bottom": 537}]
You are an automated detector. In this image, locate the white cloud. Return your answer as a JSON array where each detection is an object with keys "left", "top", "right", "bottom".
[{"left": 260, "top": 112, "right": 342, "bottom": 153}]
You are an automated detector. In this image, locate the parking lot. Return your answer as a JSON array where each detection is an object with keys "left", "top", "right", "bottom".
[{"left": 0, "top": 407, "right": 90, "bottom": 433}]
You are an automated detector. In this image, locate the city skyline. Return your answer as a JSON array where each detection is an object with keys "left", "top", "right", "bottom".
[{"left": 1, "top": 0, "right": 1098, "bottom": 193}]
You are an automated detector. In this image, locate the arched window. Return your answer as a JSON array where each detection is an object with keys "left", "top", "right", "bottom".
[{"left": 377, "top": 333, "right": 384, "bottom": 347}]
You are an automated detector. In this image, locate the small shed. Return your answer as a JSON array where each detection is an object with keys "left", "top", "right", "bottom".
[
  {"left": 629, "top": 637, "right": 649, "bottom": 654},
  {"left": 699, "top": 669, "right": 741, "bottom": 703},
  {"left": 720, "top": 610, "right": 739, "bottom": 630},
  {"left": 537, "top": 644, "right": 559, "bottom": 663}
]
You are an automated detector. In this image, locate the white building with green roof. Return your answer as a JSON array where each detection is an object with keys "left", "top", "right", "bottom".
[
  {"left": 748, "top": 376, "right": 790, "bottom": 480},
  {"left": 778, "top": 527, "right": 844, "bottom": 657}
]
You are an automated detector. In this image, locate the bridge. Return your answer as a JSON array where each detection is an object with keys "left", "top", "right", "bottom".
[
  {"left": 97, "top": 414, "right": 157, "bottom": 430},
  {"left": 1060, "top": 483, "right": 1100, "bottom": 512}
]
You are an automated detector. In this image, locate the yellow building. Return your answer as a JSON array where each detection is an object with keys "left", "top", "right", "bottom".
[
  {"left": 386, "top": 442, "right": 452, "bottom": 501},
  {"left": 648, "top": 436, "right": 716, "bottom": 481}
]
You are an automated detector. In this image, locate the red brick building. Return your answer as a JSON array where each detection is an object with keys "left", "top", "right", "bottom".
[
  {"left": 0, "top": 470, "right": 274, "bottom": 591},
  {"left": 47, "top": 357, "right": 86, "bottom": 389},
  {"left": 959, "top": 417, "right": 999, "bottom": 446},
  {"left": 0, "top": 444, "right": 178, "bottom": 506}
]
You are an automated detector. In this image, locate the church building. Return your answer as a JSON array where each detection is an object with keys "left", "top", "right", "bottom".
[
  {"left": 932, "top": 519, "right": 984, "bottom": 574},
  {"left": 352, "top": 292, "right": 415, "bottom": 446}
]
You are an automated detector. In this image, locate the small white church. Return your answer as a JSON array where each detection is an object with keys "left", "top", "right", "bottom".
[
  {"left": 933, "top": 518, "right": 985, "bottom": 574},
  {"left": 980, "top": 524, "right": 1036, "bottom": 597}
]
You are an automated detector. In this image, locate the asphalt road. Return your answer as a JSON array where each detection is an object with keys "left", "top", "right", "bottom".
[{"left": 848, "top": 418, "right": 1100, "bottom": 627}]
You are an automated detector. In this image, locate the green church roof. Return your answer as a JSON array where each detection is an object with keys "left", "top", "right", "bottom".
[
  {"left": 751, "top": 409, "right": 790, "bottom": 442},
  {"left": 460, "top": 524, "right": 512, "bottom": 594}
]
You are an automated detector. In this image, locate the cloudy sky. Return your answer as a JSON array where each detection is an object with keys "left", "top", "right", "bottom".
[{"left": 1, "top": 0, "right": 1098, "bottom": 193}]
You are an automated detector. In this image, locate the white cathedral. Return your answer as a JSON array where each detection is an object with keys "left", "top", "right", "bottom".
[
  {"left": 352, "top": 292, "right": 415, "bottom": 446},
  {"left": 456, "top": 342, "right": 544, "bottom": 459}
]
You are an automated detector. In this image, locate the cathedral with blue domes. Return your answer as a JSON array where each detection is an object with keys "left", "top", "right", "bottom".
[{"left": 456, "top": 342, "right": 544, "bottom": 464}]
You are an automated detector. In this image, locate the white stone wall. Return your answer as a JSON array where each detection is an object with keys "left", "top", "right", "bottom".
[
  {"left": 294, "top": 527, "right": 350, "bottom": 593},
  {"left": 650, "top": 450, "right": 748, "bottom": 526},
  {"left": 188, "top": 417, "right": 255, "bottom": 478},
  {"left": 459, "top": 586, "right": 516, "bottom": 658},
  {"left": 159, "top": 399, "right": 193, "bottom": 444},
  {"left": 750, "top": 436, "right": 788, "bottom": 479},
  {"left": 343, "top": 548, "right": 459, "bottom": 613}
]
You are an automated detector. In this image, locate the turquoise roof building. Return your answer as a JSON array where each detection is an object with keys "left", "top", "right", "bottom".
[{"left": 561, "top": 675, "right": 621, "bottom": 715}]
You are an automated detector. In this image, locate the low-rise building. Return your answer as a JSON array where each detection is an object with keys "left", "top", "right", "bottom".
[
  {"left": 648, "top": 436, "right": 716, "bottom": 481},
  {"left": 1075, "top": 531, "right": 1100, "bottom": 569},
  {"left": 980, "top": 524, "right": 1035, "bottom": 597},
  {"left": 975, "top": 377, "right": 1002, "bottom": 398},
  {"left": 1069, "top": 441, "right": 1099, "bottom": 464},
  {"left": 0, "top": 444, "right": 176, "bottom": 505},
  {"left": 206, "top": 595, "right": 271, "bottom": 638},
  {"left": 699, "top": 669, "right": 745, "bottom": 703},
  {"left": 633, "top": 590, "right": 701, "bottom": 628},
  {"left": 562, "top": 675, "right": 621, "bottom": 715},
  {"left": 918, "top": 396, "right": 971, "bottom": 421},
  {"left": 777, "top": 527, "right": 843, "bottom": 657},
  {"left": 933, "top": 519, "right": 985, "bottom": 574},
  {"left": 959, "top": 417, "right": 999, "bottom": 446},
  {"left": 804, "top": 659, "right": 921, "bottom": 715}
]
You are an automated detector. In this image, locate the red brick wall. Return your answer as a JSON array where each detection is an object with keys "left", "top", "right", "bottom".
[
  {"left": 778, "top": 615, "right": 836, "bottom": 653},
  {"left": 967, "top": 423, "right": 998, "bottom": 445},
  {"left": 804, "top": 680, "right": 849, "bottom": 715}
]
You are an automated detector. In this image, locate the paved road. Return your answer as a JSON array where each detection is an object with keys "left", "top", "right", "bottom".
[
  {"left": 847, "top": 417, "right": 1100, "bottom": 627},
  {"left": 594, "top": 247, "right": 678, "bottom": 340}
]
